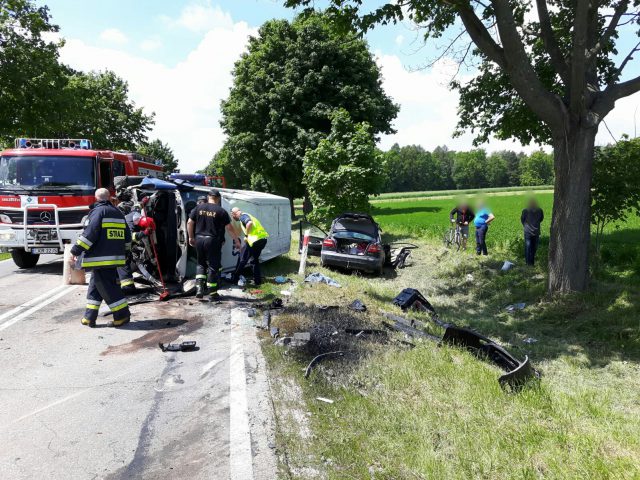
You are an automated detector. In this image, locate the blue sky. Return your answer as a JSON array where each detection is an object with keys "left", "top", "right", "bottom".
[{"left": 43, "top": 1, "right": 640, "bottom": 172}]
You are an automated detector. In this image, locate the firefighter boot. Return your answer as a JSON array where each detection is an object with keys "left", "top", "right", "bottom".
[
  {"left": 196, "top": 279, "right": 205, "bottom": 299},
  {"left": 112, "top": 316, "right": 131, "bottom": 327},
  {"left": 81, "top": 317, "right": 96, "bottom": 328}
]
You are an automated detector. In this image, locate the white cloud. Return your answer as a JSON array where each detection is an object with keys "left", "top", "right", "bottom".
[
  {"left": 59, "top": 19, "right": 256, "bottom": 173},
  {"left": 139, "top": 38, "right": 162, "bottom": 52},
  {"left": 377, "top": 52, "right": 640, "bottom": 153},
  {"left": 395, "top": 35, "right": 404, "bottom": 46},
  {"left": 159, "top": 1, "right": 233, "bottom": 32},
  {"left": 596, "top": 92, "right": 640, "bottom": 145},
  {"left": 377, "top": 54, "right": 540, "bottom": 153},
  {"left": 99, "top": 28, "right": 128, "bottom": 45}
]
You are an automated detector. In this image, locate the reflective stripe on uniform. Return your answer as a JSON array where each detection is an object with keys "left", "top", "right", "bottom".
[
  {"left": 207, "top": 282, "right": 218, "bottom": 288},
  {"left": 76, "top": 235, "right": 93, "bottom": 250},
  {"left": 82, "top": 254, "right": 126, "bottom": 267},
  {"left": 109, "top": 298, "right": 129, "bottom": 312},
  {"left": 87, "top": 299, "right": 101, "bottom": 306},
  {"left": 86, "top": 304, "right": 100, "bottom": 310},
  {"left": 83, "top": 260, "right": 126, "bottom": 267},
  {"left": 102, "top": 218, "right": 126, "bottom": 229},
  {"left": 120, "top": 279, "right": 134, "bottom": 287},
  {"left": 196, "top": 274, "right": 207, "bottom": 279}
]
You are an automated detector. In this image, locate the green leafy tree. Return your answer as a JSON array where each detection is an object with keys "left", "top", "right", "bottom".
[
  {"left": 452, "top": 149, "right": 487, "bottom": 189},
  {"left": 485, "top": 152, "right": 509, "bottom": 187},
  {"left": 204, "top": 144, "right": 251, "bottom": 190},
  {"left": 220, "top": 12, "right": 398, "bottom": 215},
  {"left": 383, "top": 144, "right": 439, "bottom": 192},
  {"left": 59, "top": 71, "right": 153, "bottom": 150},
  {"left": 432, "top": 145, "right": 456, "bottom": 189},
  {"left": 0, "top": 0, "right": 67, "bottom": 142},
  {"left": 520, "top": 151, "right": 554, "bottom": 186},
  {"left": 285, "top": 1, "right": 640, "bottom": 292},
  {"left": 303, "top": 109, "right": 383, "bottom": 225},
  {"left": 592, "top": 137, "right": 640, "bottom": 250},
  {"left": 137, "top": 139, "right": 178, "bottom": 174}
]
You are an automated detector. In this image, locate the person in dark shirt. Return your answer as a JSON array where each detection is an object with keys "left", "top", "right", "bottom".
[
  {"left": 187, "top": 189, "right": 240, "bottom": 300},
  {"left": 520, "top": 198, "right": 544, "bottom": 266},
  {"left": 449, "top": 202, "right": 475, "bottom": 250}
]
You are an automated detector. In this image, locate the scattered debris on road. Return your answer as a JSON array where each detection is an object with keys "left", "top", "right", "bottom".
[
  {"left": 505, "top": 302, "right": 526, "bottom": 312},
  {"left": 501, "top": 260, "right": 515, "bottom": 271},
  {"left": 304, "top": 272, "right": 341, "bottom": 288},
  {"left": 158, "top": 340, "right": 198, "bottom": 352},
  {"left": 316, "top": 397, "right": 334, "bottom": 404},
  {"left": 348, "top": 299, "right": 367, "bottom": 312}
]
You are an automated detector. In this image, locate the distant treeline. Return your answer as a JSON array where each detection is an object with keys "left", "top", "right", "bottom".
[{"left": 382, "top": 144, "right": 554, "bottom": 193}]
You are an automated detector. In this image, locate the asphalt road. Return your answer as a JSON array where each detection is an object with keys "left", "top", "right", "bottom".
[{"left": 0, "top": 256, "right": 277, "bottom": 480}]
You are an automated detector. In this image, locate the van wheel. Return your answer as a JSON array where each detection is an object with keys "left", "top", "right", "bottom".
[{"left": 11, "top": 249, "right": 40, "bottom": 269}]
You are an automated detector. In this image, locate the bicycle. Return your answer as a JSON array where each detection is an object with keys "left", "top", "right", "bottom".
[{"left": 443, "top": 223, "right": 462, "bottom": 251}]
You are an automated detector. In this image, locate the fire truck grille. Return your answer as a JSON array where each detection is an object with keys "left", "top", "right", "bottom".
[{"left": 0, "top": 209, "right": 87, "bottom": 226}]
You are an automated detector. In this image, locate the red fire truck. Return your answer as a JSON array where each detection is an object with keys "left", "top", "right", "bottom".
[{"left": 0, "top": 138, "right": 163, "bottom": 268}]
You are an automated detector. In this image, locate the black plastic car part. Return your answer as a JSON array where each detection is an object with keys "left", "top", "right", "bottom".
[
  {"left": 388, "top": 289, "right": 539, "bottom": 390},
  {"left": 441, "top": 326, "right": 539, "bottom": 389}
]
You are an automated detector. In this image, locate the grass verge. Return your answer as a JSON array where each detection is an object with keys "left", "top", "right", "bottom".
[{"left": 258, "top": 195, "right": 640, "bottom": 478}]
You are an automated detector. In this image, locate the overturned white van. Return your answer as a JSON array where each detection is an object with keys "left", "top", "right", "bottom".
[{"left": 116, "top": 177, "right": 291, "bottom": 283}]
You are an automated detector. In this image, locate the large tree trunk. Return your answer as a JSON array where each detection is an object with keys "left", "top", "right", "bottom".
[{"left": 548, "top": 125, "right": 597, "bottom": 293}]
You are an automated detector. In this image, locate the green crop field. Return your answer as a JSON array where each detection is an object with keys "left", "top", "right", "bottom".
[{"left": 263, "top": 189, "right": 640, "bottom": 479}]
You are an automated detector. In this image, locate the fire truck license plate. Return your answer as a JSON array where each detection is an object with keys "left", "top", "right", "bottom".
[{"left": 30, "top": 248, "right": 59, "bottom": 254}]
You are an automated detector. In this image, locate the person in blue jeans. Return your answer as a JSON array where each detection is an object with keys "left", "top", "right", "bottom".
[{"left": 473, "top": 201, "right": 495, "bottom": 255}]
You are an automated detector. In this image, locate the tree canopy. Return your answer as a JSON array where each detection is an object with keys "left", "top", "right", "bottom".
[
  {"left": 219, "top": 12, "right": 398, "bottom": 209},
  {"left": 137, "top": 139, "right": 178, "bottom": 174},
  {"left": 592, "top": 137, "right": 640, "bottom": 249},
  {"left": 0, "top": 0, "right": 154, "bottom": 150},
  {"left": 303, "top": 109, "right": 383, "bottom": 225}
]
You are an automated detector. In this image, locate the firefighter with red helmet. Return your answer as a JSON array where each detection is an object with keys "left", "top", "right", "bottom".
[{"left": 70, "top": 188, "right": 132, "bottom": 327}]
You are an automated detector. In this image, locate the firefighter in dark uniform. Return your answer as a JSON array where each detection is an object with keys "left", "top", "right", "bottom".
[
  {"left": 117, "top": 208, "right": 147, "bottom": 294},
  {"left": 70, "top": 188, "right": 132, "bottom": 327},
  {"left": 187, "top": 189, "right": 240, "bottom": 300}
]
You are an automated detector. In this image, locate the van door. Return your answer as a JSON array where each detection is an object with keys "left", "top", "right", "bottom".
[{"left": 175, "top": 190, "right": 188, "bottom": 279}]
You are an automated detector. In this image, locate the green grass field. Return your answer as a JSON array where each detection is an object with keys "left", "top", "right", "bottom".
[{"left": 261, "top": 188, "right": 640, "bottom": 479}]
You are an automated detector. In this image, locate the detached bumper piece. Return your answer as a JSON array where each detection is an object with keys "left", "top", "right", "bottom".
[
  {"left": 441, "top": 326, "right": 538, "bottom": 390},
  {"left": 390, "top": 288, "right": 539, "bottom": 390}
]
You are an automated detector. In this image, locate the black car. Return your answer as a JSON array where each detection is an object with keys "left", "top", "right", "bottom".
[{"left": 301, "top": 213, "right": 386, "bottom": 275}]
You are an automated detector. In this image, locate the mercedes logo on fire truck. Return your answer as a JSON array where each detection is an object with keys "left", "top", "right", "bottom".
[{"left": 40, "top": 211, "right": 52, "bottom": 222}]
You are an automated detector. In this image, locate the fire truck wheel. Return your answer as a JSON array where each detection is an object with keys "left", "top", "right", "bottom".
[{"left": 11, "top": 249, "right": 40, "bottom": 269}]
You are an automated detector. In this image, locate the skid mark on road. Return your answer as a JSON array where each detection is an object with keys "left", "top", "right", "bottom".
[
  {"left": 229, "top": 309, "right": 254, "bottom": 480},
  {"left": 0, "top": 285, "right": 78, "bottom": 331}
]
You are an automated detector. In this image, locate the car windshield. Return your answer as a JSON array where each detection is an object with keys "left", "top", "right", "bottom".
[{"left": 0, "top": 155, "right": 96, "bottom": 191}]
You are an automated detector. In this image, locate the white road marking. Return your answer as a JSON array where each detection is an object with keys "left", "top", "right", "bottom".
[
  {"left": 0, "top": 285, "right": 78, "bottom": 331},
  {"left": 229, "top": 310, "right": 254, "bottom": 480},
  {"left": 0, "top": 284, "right": 67, "bottom": 322},
  {"left": 200, "top": 357, "right": 225, "bottom": 377}
]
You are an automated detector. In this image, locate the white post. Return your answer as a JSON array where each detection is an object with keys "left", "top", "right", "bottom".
[{"left": 298, "top": 228, "right": 310, "bottom": 276}]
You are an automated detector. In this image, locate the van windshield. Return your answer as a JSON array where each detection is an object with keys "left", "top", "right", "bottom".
[{"left": 0, "top": 155, "right": 96, "bottom": 192}]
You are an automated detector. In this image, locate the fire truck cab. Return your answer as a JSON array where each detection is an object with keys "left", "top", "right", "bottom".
[{"left": 0, "top": 138, "right": 163, "bottom": 268}]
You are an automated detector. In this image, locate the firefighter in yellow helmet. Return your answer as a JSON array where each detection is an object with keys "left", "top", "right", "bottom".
[{"left": 230, "top": 207, "right": 269, "bottom": 286}]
